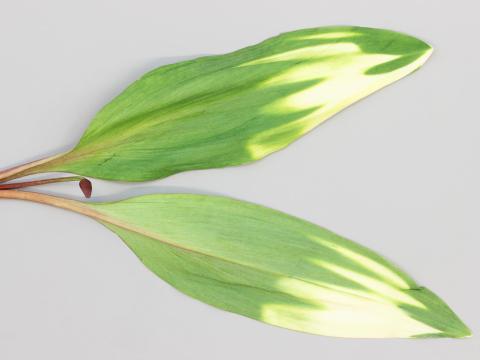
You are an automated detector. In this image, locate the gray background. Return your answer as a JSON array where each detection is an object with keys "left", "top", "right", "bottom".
[{"left": 0, "top": 0, "right": 478, "bottom": 359}]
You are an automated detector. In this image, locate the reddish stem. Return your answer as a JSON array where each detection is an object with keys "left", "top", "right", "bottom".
[{"left": 0, "top": 176, "right": 92, "bottom": 198}]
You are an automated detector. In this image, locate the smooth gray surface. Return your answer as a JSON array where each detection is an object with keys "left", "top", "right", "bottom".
[{"left": 0, "top": 0, "right": 478, "bottom": 359}]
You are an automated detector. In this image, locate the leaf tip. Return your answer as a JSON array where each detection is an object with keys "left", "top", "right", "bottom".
[{"left": 403, "top": 286, "right": 471, "bottom": 339}]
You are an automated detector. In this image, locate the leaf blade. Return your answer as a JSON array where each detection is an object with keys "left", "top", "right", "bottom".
[
  {"left": 86, "top": 194, "right": 469, "bottom": 338},
  {"left": 33, "top": 26, "right": 432, "bottom": 181}
]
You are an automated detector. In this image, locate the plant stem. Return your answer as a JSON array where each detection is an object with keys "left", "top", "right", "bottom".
[
  {"left": 0, "top": 190, "right": 154, "bottom": 240},
  {"left": 0, "top": 190, "right": 127, "bottom": 231},
  {"left": 0, "top": 176, "right": 92, "bottom": 198},
  {"left": 0, "top": 153, "right": 66, "bottom": 183},
  {"left": 0, "top": 189, "right": 98, "bottom": 218}
]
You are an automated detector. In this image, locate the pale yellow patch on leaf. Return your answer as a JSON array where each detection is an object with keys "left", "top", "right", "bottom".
[
  {"left": 263, "top": 277, "right": 438, "bottom": 337},
  {"left": 313, "top": 237, "right": 411, "bottom": 289},
  {"left": 314, "top": 260, "right": 425, "bottom": 308},
  {"left": 261, "top": 301, "right": 439, "bottom": 338},
  {"left": 297, "top": 31, "right": 361, "bottom": 41}
]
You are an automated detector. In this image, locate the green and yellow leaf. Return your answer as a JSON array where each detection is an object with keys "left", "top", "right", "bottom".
[
  {"left": 1, "top": 190, "right": 469, "bottom": 338},
  {"left": 0, "top": 26, "right": 433, "bottom": 182}
]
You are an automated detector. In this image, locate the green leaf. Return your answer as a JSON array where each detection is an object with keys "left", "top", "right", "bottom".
[
  {"left": 3, "top": 190, "right": 467, "bottom": 338},
  {"left": 0, "top": 26, "right": 433, "bottom": 182}
]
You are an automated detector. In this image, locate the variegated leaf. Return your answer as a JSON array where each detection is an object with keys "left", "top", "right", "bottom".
[
  {"left": 0, "top": 26, "right": 432, "bottom": 182},
  {"left": 0, "top": 190, "right": 469, "bottom": 338}
]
